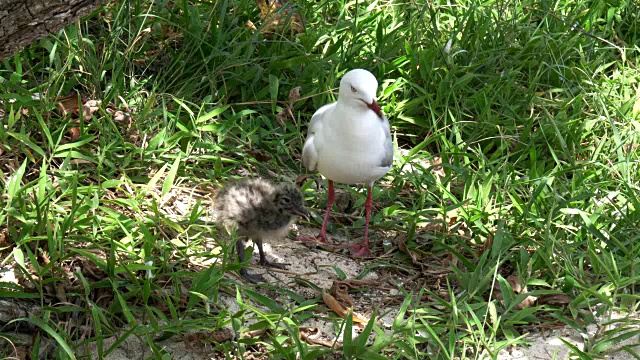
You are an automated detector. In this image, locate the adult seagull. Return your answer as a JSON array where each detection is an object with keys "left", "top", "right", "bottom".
[{"left": 299, "top": 69, "right": 393, "bottom": 257}]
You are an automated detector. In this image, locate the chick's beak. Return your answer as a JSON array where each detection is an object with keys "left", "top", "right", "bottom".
[
  {"left": 293, "top": 206, "right": 310, "bottom": 221},
  {"left": 367, "top": 99, "right": 383, "bottom": 118}
]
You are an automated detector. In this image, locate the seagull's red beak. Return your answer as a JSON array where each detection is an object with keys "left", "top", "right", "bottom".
[{"left": 367, "top": 100, "right": 383, "bottom": 118}]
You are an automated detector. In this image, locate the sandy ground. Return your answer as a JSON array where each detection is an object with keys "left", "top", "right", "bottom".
[
  {"left": 2, "top": 227, "right": 639, "bottom": 359},
  {"left": 78, "top": 225, "right": 640, "bottom": 359},
  {"left": 2, "top": 187, "right": 639, "bottom": 359}
]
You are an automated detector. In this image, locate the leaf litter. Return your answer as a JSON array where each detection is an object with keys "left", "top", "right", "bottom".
[{"left": 0, "top": 165, "right": 632, "bottom": 359}]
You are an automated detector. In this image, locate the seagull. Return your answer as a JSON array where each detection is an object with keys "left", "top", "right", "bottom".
[
  {"left": 214, "top": 179, "right": 309, "bottom": 283},
  {"left": 299, "top": 69, "right": 393, "bottom": 257}
]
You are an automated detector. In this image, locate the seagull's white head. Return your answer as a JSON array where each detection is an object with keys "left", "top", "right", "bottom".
[{"left": 338, "top": 69, "right": 383, "bottom": 118}]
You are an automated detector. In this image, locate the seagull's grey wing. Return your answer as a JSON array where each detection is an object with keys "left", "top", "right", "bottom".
[
  {"left": 379, "top": 114, "right": 393, "bottom": 168},
  {"left": 302, "top": 103, "right": 333, "bottom": 171}
]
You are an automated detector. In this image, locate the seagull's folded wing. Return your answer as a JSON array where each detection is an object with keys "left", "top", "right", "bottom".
[
  {"left": 302, "top": 134, "right": 318, "bottom": 170},
  {"left": 301, "top": 103, "right": 333, "bottom": 171}
]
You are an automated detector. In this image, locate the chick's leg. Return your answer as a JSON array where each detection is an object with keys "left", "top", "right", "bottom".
[
  {"left": 256, "top": 238, "right": 289, "bottom": 269},
  {"left": 235, "top": 238, "right": 265, "bottom": 283}
]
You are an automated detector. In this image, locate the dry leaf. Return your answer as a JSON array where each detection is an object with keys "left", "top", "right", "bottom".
[
  {"left": 299, "top": 327, "right": 337, "bottom": 348},
  {"left": 247, "top": 149, "right": 272, "bottom": 162},
  {"left": 394, "top": 233, "right": 425, "bottom": 264},
  {"left": 288, "top": 86, "right": 301, "bottom": 103},
  {"left": 69, "top": 159, "right": 93, "bottom": 165},
  {"left": 491, "top": 274, "right": 537, "bottom": 309},
  {"left": 477, "top": 233, "right": 493, "bottom": 257},
  {"left": 14, "top": 346, "right": 28, "bottom": 360},
  {"left": 256, "top": 0, "right": 305, "bottom": 36},
  {"left": 442, "top": 251, "right": 458, "bottom": 268},
  {"left": 0, "top": 228, "right": 7, "bottom": 247},
  {"left": 336, "top": 278, "right": 381, "bottom": 288},
  {"left": 333, "top": 188, "right": 353, "bottom": 213},
  {"left": 210, "top": 328, "right": 236, "bottom": 342},
  {"left": 113, "top": 110, "right": 131, "bottom": 122},
  {"left": 623, "top": 143, "right": 639, "bottom": 154},
  {"left": 538, "top": 293, "right": 570, "bottom": 307},
  {"left": 55, "top": 282, "right": 67, "bottom": 303},
  {"left": 275, "top": 108, "right": 288, "bottom": 126},
  {"left": 331, "top": 281, "right": 354, "bottom": 307},
  {"left": 322, "top": 289, "right": 369, "bottom": 324},
  {"left": 295, "top": 173, "right": 315, "bottom": 187},
  {"left": 276, "top": 86, "right": 303, "bottom": 125},
  {"left": 67, "top": 127, "right": 81, "bottom": 142},
  {"left": 56, "top": 94, "right": 80, "bottom": 116},
  {"left": 431, "top": 156, "right": 445, "bottom": 178},
  {"left": 82, "top": 100, "right": 101, "bottom": 120},
  {"left": 242, "top": 328, "right": 268, "bottom": 339}
]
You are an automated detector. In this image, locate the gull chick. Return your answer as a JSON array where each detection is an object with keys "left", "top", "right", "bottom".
[
  {"left": 300, "top": 69, "right": 393, "bottom": 257},
  {"left": 214, "top": 179, "right": 308, "bottom": 283}
]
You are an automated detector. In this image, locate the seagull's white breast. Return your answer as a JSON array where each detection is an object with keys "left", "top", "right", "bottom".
[{"left": 314, "top": 106, "right": 391, "bottom": 185}]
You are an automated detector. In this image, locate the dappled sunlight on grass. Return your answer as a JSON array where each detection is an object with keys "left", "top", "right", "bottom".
[{"left": 1, "top": 0, "right": 640, "bottom": 358}]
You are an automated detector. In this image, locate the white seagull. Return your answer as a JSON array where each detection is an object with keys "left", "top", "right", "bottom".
[{"left": 299, "top": 69, "right": 393, "bottom": 257}]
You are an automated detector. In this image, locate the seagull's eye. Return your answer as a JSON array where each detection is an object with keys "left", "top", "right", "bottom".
[
  {"left": 281, "top": 196, "right": 291, "bottom": 204},
  {"left": 350, "top": 85, "right": 357, "bottom": 93}
]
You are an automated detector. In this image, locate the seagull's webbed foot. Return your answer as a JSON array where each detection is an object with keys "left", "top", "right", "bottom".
[
  {"left": 240, "top": 268, "right": 266, "bottom": 284},
  {"left": 349, "top": 243, "right": 372, "bottom": 257},
  {"left": 295, "top": 231, "right": 329, "bottom": 244},
  {"left": 258, "top": 258, "right": 290, "bottom": 269}
]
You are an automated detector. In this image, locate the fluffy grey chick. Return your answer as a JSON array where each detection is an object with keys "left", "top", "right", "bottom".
[{"left": 214, "top": 179, "right": 308, "bottom": 283}]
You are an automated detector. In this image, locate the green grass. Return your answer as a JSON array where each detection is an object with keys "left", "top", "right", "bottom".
[{"left": 1, "top": 0, "right": 640, "bottom": 358}]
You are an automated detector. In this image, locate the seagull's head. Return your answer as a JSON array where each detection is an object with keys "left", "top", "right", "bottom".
[{"left": 339, "top": 69, "right": 383, "bottom": 118}]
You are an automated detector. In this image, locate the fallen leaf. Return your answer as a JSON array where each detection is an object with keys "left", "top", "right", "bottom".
[
  {"left": 55, "top": 283, "right": 67, "bottom": 303},
  {"left": 331, "top": 281, "right": 354, "bottom": 307},
  {"left": 210, "top": 328, "right": 236, "bottom": 342},
  {"left": 335, "top": 278, "right": 381, "bottom": 288},
  {"left": 477, "top": 233, "right": 493, "bottom": 257},
  {"left": 322, "top": 289, "right": 369, "bottom": 324},
  {"left": 333, "top": 188, "right": 353, "bottom": 213},
  {"left": 56, "top": 94, "right": 80, "bottom": 116},
  {"left": 538, "top": 293, "right": 570, "bottom": 306},
  {"left": 442, "top": 251, "right": 458, "bottom": 268},
  {"left": 82, "top": 100, "right": 101, "bottom": 120},
  {"left": 246, "top": 20, "right": 257, "bottom": 30},
  {"left": 113, "top": 110, "right": 131, "bottom": 123},
  {"left": 276, "top": 108, "right": 288, "bottom": 126},
  {"left": 295, "top": 173, "right": 315, "bottom": 187},
  {"left": 623, "top": 143, "right": 639, "bottom": 154},
  {"left": 14, "top": 346, "right": 28, "bottom": 360},
  {"left": 0, "top": 228, "right": 7, "bottom": 247},
  {"left": 247, "top": 149, "right": 272, "bottom": 162},
  {"left": 255, "top": 0, "right": 305, "bottom": 37},
  {"left": 242, "top": 328, "right": 268, "bottom": 339},
  {"left": 393, "top": 233, "right": 425, "bottom": 264},
  {"left": 299, "top": 327, "right": 337, "bottom": 348},
  {"left": 288, "top": 86, "right": 301, "bottom": 103},
  {"left": 67, "top": 127, "right": 81, "bottom": 142},
  {"left": 491, "top": 274, "right": 537, "bottom": 309},
  {"left": 430, "top": 156, "right": 445, "bottom": 178},
  {"left": 69, "top": 159, "right": 93, "bottom": 165}
]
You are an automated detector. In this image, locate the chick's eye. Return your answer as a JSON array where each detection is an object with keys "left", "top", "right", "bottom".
[
  {"left": 281, "top": 196, "right": 291, "bottom": 204},
  {"left": 350, "top": 85, "right": 357, "bottom": 93}
]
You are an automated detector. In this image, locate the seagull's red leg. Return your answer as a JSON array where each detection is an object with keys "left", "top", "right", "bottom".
[
  {"left": 296, "top": 180, "right": 334, "bottom": 244},
  {"left": 350, "top": 185, "right": 373, "bottom": 257},
  {"left": 316, "top": 180, "right": 335, "bottom": 243}
]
